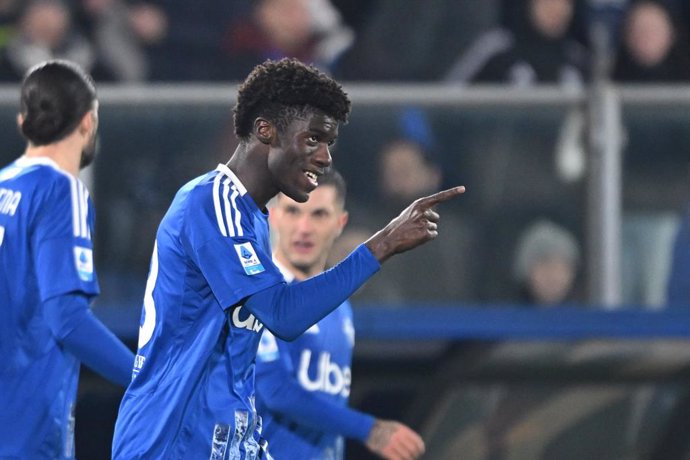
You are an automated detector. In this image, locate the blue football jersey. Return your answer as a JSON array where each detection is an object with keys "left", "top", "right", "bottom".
[
  {"left": 113, "top": 164, "right": 284, "bottom": 460},
  {"left": 0, "top": 156, "right": 99, "bottom": 460},
  {"left": 256, "top": 263, "right": 358, "bottom": 460}
]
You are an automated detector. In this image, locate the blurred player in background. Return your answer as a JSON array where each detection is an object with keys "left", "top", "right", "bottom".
[
  {"left": 257, "top": 169, "right": 424, "bottom": 460},
  {"left": 113, "top": 58, "right": 460, "bottom": 459},
  {"left": 0, "top": 60, "right": 134, "bottom": 459}
]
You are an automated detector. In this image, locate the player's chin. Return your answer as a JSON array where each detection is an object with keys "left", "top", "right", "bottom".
[
  {"left": 284, "top": 188, "right": 310, "bottom": 203},
  {"left": 292, "top": 257, "right": 315, "bottom": 272}
]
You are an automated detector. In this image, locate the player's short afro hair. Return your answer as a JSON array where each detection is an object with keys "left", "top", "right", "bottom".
[{"left": 233, "top": 58, "right": 351, "bottom": 140}]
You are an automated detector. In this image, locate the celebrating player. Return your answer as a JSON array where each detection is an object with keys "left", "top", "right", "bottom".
[
  {"left": 257, "top": 168, "right": 425, "bottom": 460},
  {"left": 112, "top": 58, "right": 463, "bottom": 459},
  {"left": 0, "top": 60, "right": 134, "bottom": 459}
]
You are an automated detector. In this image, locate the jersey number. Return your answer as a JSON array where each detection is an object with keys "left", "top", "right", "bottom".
[{"left": 138, "top": 241, "right": 158, "bottom": 349}]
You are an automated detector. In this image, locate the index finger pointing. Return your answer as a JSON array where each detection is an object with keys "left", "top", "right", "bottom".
[{"left": 418, "top": 186, "right": 465, "bottom": 207}]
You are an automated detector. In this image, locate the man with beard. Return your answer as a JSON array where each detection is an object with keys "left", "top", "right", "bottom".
[
  {"left": 0, "top": 60, "right": 134, "bottom": 460},
  {"left": 445, "top": 0, "right": 588, "bottom": 87}
]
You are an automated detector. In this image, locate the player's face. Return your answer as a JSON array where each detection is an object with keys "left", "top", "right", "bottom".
[
  {"left": 268, "top": 110, "right": 338, "bottom": 203},
  {"left": 270, "top": 185, "right": 347, "bottom": 278}
]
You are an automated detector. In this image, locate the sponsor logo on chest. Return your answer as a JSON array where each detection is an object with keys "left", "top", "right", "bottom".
[
  {"left": 298, "top": 350, "right": 351, "bottom": 398},
  {"left": 231, "top": 306, "right": 264, "bottom": 333}
]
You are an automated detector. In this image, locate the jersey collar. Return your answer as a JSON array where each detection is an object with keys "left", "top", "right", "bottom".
[
  {"left": 16, "top": 155, "right": 62, "bottom": 171},
  {"left": 272, "top": 257, "right": 296, "bottom": 283},
  {"left": 215, "top": 164, "right": 247, "bottom": 196}
]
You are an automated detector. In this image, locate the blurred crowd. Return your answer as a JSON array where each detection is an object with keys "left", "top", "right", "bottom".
[
  {"left": 0, "top": 0, "right": 689, "bottom": 84},
  {"left": 3, "top": 0, "right": 687, "bottom": 309}
]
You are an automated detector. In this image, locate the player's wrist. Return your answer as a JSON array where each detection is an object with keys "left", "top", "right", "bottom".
[
  {"left": 364, "top": 231, "right": 393, "bottom": 264},
  {"left": 365, "top": 419, "right": 393, "bottom": 452}
]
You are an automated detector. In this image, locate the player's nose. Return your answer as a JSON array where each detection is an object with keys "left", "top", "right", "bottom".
[{"left": 313, "top": 144, "right": 332, "bottom": 169}]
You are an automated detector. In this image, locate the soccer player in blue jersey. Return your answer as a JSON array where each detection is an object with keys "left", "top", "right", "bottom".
[
  {"left": 257, "top": 169, "right": 425, "bottom": 460},
  {"left": 0, "top": 60, "right": 135, "bottom": 459},
  {"left": 112, "top": 58, "right": 463, "bottom": 460}
]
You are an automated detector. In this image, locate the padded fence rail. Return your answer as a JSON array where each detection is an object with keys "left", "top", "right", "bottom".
[
  {"left": 351, "top": 305, "right": 690, "bottom": 340},
  {"left": 95, "top": 304, "right": 690, "bottom": 342}
]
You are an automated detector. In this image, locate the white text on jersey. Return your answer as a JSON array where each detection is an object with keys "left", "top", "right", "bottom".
[
  {"left": 0, "top": 188, "right": 21, "bottom": 216},
  {"left": 232, "top": 306, "right": 264, "bottom": 333},
  {"left": 298, "top": 350, "right": 351, "bottom": 398}
]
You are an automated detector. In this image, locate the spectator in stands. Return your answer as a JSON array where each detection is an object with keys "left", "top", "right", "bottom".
[
  {"left": 344, "top": 110, "right": 478, "bottom": 303},
  {"left": 75, "top": 0, "right": 160, "bottom": 81},
  {"left": 512, "top": 220, "right": 581, "bottom": 306},
  {"left": 222, "top": 0, "right": 353, "bottom": 80},
  {"left": 445, "top": 0, "right": 588, "bottom": 87},
  {"left": 0, "top": 0, "right": 99, "bottom": 81},
  {"left": 335, "top": 0, "right": 498, "bottom": 81},
  {"left": 142, "top": 0, "right": 233, "bottom": 81},
  {"left": 0, "top": 0, "right": 20, "bottom": 49},
  {"left": 612, "top": 0, "right": 690, "bottom": 82}
]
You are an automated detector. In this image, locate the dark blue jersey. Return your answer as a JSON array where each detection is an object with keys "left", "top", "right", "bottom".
[
  {"left": 0, "top": 157, "right": 99, "bottom": 459},
  {"left": 255, "top": 264, "right": 374, "bottom": 460},
  {"left": 113, "top": 165, "right": 284, "bottom": 460}
]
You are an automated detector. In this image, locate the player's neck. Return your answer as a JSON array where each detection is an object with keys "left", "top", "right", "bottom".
[
  {"left": 274, "top": 252, "right": 324, "bottom": 281},
  {"left": 24, "top": 140, "right": 81, "bottom": 178},
  {"left": 226, "top": 144, "right": 278, "bottom": 210}
]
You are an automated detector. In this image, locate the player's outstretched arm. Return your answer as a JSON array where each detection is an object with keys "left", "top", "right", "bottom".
[
  {"left": 365, "top": 419, "right": 426, "bottom": 460},
  {"left": 244, "top": 186, "right": 465, "bottom": 340},
  {"left": 365, "top": 186, "right": 465, "bottom": 264}
]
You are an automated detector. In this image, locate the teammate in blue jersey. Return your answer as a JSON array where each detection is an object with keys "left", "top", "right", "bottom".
[
  {"left": 0, "top": 60, "right": 135, "bottom": 459},
  {"left": 112, "top": 58, "right": 464, "bottom": 460},
  {"left": 257, "top": 169, "right": 425, "bottom": 460}
]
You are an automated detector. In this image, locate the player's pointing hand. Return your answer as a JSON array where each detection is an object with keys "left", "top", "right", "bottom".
[{"left": 365, "top": 186, "right": 466, "bottom": 263}]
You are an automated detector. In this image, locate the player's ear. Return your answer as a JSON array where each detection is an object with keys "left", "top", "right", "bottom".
[
  {"left": 77, "top": 110, "right": 95, "bottom": 137},
  {"left": 254, "top": 118, "right": 275, "bottom": 145},
  {"left": 336, "top": 211, "right": 349, "bottom": 237},
  {"left": 267, "top": 195, "right": 281, "bottom": 225},
  {"left": 16, "top": 113, "right": 23, "bottom": 129}
]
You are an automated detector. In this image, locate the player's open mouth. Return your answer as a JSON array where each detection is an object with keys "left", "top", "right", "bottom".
[
  {"left": 294, "top": 241, "right": 314, "bottom": 251},
  {"left": 304, "top": 170, "right": 318, "bottom": 187}
]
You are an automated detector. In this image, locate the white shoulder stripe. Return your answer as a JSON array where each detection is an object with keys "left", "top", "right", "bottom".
[
  {"left": 215, "top": 164, "right": 247, "bottom": 195},
  {"left": 212, "top": 170, "right": 246, "bottom": 238},
  {"left": 12, "top": 158, "right": 91, "bottom": 239},
  {"left": 222, "top": 178, "right": 235, "bottom": 237},
  {"left": 69, "top": 175, "right": 79, "bottom": 237},
  {"left": 84, "top": 184, "right": 92, "bottom": 239},
  {"left": 230, "top": 185, "right": 243, "bottom": 237},
  {"left": 212, "top": 173, "right": 228, "bottom": 237},
  {"left": 79, "top": 181, "right": 89, "bottom": 239}
]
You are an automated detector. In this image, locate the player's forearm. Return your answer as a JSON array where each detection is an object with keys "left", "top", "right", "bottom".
[
  {"left": 258, "top": 376, "right": 375, "bottom": 440},
  {"left": 44, "top": 293, "right": 135, "bottom": 387},
  {"left": 244, "top": 244, "right": 379, "bottom": 340}
]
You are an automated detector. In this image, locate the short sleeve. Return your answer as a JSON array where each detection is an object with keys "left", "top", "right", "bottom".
[
  {"left": 33, "top": 176, "right": 99, "bottom": 301},
  {"left": 196, "top": 237, "right": 283, "bottom": 309},
  {"left": 185, "top": 178, "right": 283, "bottom": 310}
]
